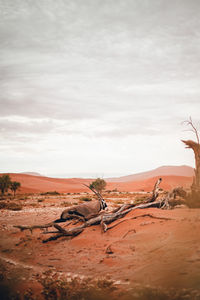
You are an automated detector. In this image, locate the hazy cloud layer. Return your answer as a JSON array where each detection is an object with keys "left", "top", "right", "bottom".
[{"left": 1, "top": 0, "right": 200, "bottom": 175}]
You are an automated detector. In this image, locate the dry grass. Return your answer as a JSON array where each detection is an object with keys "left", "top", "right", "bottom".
[{"left": 0, "top": 201, "right": 23, "bottom": 211}]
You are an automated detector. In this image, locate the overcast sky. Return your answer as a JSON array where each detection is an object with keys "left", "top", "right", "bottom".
[{"left": 0, "top": 0, "right": 200, "bottom": 178}]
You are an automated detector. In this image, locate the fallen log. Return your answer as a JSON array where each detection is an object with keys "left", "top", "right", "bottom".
[
  {"left": 14, "top": 200, "right": 164, "bottom": 242},
  {"left": 14, "top": 179, "right": 185, "bottom": 243}
]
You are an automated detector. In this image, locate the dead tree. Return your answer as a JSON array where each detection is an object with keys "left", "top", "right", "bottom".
[
  {"left": 182, "top": 117, "right": 200, "bottom": 203},
  {"left": 14, "top": 178, "right": 166, "bottom": 242},
  {"left": 15, "top": 200, "right": 166, "bottom": 242}
]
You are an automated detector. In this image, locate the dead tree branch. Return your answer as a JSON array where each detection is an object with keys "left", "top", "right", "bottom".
[
  {"left": 146, "top": 177, "right": 162, "bottom": 202},
  {"left": 14, "top": 179, "right": 181, "bottom": 242},
  {"left": 106, "top": 213, "right": 173, "bottom": 231},
  {"left": 182, "top": 117, "right": 200, "bottom": 145},
  {"left": 14, "top": 201, "right": 164, "bottom": 242}
]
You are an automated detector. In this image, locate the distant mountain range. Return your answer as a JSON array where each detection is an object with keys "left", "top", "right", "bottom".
[{"left": 107, "top": 165, "right": 194, "bottom": 182}]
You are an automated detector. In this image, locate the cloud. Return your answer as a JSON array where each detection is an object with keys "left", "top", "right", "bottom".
[{"left": 0, "top": 0, "right": 200, "bottom": 174}]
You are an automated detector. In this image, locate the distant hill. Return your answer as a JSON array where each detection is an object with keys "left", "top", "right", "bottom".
[
  {"left": 20, "top": 172, "right": 43, "bottom": 177},
  {"left": 107, "top": 165, "right": 194, "bottom": 182},
  {"left": 108, "top": 175, "right": 193, "bottom": 192}
]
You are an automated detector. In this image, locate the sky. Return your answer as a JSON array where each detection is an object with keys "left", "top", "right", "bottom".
[{"left": 0, "top": 0, "right": 200, "bottom": 178}]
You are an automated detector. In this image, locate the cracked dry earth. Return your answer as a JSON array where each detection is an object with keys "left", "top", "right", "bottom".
[{"left": 0, "top": 206, "right": 200, "bottom": 298}]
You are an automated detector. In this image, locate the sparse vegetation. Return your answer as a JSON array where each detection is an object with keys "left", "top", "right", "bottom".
[
  {"left": 41, "top": 191, "right": 60, "bottom": 196},
  {"left": 89, "top": 178, "right": 106, "bottom": 195},
  {"left": 0, "top": 175, "right": 11, "bottom": 195},
  {"left": 10, "top": 181, "right": 21, "bottom": 197},
  {"left": 0, "top": 201, "right": 22, "bottom": 211},
  {"left": 61, "top": 201, "right": 71, "bottom": 207},
  {"left": 115, "top": 200, "right": 124, "bottom": 205},
  {"left": 36, "top": 271, "right": 116, "bottom": 300},
  {"left": 0, "top": 175, "right": 21, "bottom": 198},
  {"left": 38, "top": 199, "right": 44, "bottom": 202},
  {"left": 79, "top": 196, "right": 92, "bottom": 202}
]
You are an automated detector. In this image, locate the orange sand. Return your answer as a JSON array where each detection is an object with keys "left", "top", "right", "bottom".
[{"left": 3, "top": 173, "right": 193, "bottom": 194}]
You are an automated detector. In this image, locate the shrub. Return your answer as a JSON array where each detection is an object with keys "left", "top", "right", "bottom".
[
  {"left": 0, "top": 202, "right": 22, "bottom": 211},
  {"left": 89, "top": 178, "right": 107, "bottom": 194},
  {"left": 41, "top": 191, "right": 60, "bottom": 196},
  {"left": 38, "top": 199, "right": 44, "bottom": 203},
  {"left": 79, "top": 196, "right": 92, "bottom": 202},
  {"left": 0, "top": 175, "right": 11, "bottom": 195},
  {"left": 61, "top": 201, "right": 71, "bottom": 207},
  {"left": 37, "top": 271, "right": 116, "bottom": 300}
]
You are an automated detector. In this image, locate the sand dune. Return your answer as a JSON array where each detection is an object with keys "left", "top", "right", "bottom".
[
  {"left": 107, "top": 165, "right": 194, "bottom": 182},
  {"left": 107, "top": 175, "right": 192, "bottom": 192},
  {"left": 4, "top": 172, "right": 193, "bottom": 194}
]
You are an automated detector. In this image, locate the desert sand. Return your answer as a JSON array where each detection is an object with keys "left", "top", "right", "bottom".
[
  {"left": 0, "top": 170, "right": 199, "bottom": 299},
  {"left": 3, "top": 172, "right": 193, "bottom": 194}
]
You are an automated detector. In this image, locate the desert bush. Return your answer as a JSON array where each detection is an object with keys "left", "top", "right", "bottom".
[
  {"left": 10, "top": 181, "right": 21, "bottom": 197},
  {"left": 38, "top": 199, "right": 44, "bottom": 202},
  {"left": 36, "top": 271, "right": 116, "bottom": 300},
  {"left": 90, "top": 178, "right": 107, "bottom": 194},
  {"left": 106, "top": 190, "right": 112, "bottom": 193},
  {"left": 0, "top": 201, "right": 22, "bottom": 211},
  {"left": 134, "top": 196, "right": 149, "bottom": 204},
  {"left": 0, "top": 174, "right": 11, "bottom": 195},
  {"left": 41, "top": 191, "right": 60, "bottom": 196},
  {"left": 115, "top": 200, "right": 124, "bottom": 205},
  {"left": 79, "top": 196, "right": 92, "bottom": 202},
  {"left": 61, "top": 201, "right": 71, "bottom": 207},
  {"left": 30, "top": 203, "right": 38, "bottom": 207},
  {"left": 18, "top": 196, "right": 28, "bottom": 200}
]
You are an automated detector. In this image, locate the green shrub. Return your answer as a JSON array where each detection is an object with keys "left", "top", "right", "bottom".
[{"left": 90, "top": 178, "right": 107, "bottom": 194}]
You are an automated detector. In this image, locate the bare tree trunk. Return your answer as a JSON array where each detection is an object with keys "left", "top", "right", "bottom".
[
  {"left": 182, "top": 140, "right": 200, "bottom": 202},
  {"left": 146, "top": 177, "right": 162, "bottom": 202}
]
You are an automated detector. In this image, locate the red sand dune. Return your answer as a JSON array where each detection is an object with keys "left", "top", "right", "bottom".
[
  {"left": 107, "top": 175, "right": 193, "bottom": 192},
  {"left": 107, "top": 165, "right": 194, "bottom": 182},
  {"left": 4, "top": 172, "right": 193, "bottom": 194}
]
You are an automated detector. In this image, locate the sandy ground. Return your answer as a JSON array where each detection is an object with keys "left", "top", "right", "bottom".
[{"left": 0, "top": 195, "right": 200, "bottom": 298}]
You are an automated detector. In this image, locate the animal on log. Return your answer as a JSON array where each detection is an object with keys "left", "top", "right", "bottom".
[
  {"left": 54, "top": 184, "right": 107, "bottom": 223},
  {"left": 14, "top": 178, "right": 186, "bottom": 242}
]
